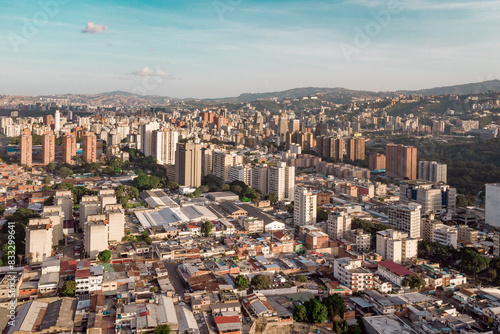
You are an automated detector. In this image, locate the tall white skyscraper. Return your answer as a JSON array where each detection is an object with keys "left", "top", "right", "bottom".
[
  {"left": 140, "top": 121, "right": 160, "bottom": 157},
  {"left": 418, "top": 161, "right": 447, "bottom": 183},
  {"left": 54, "top": 110, "right": 61, "bottom": 132},
  {"left": 387, "top": 203, "right": 421, "bottom": 238},
  {"left": 327, "top": 211, "right": 352, "bottom": 240},
  {"left": 213, "top": 151, "right": 235, "bottom": 181},
  {"left": 486, "top": 184, "right": 500, "bottom": 227},
  {"left": 201, "top": 148, "right": 213, "bottom": 177},
  {"left": 294, "top": 187, "right": 317, "bottom": 226},
  {"left": 152, "top": 128, "right": 179, "bottom": 165},
  {"left": 268, "top": 162, "right": 295, "bottom": 202}
]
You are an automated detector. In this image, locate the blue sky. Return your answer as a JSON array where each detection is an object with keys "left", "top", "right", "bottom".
[{"left": 0, "top": 0, "right": 499, "bottom": 98}]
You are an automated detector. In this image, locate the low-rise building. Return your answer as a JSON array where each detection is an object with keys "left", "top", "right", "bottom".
[
  {"left": 334, "top": 257, "right": 373, "bottom": 292},
  {"left": 377, "top": 260, "right": 413, "bottom": 287}
]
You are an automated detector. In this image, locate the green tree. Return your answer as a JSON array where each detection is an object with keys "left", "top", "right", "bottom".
[
  {"left": 461, "top": 249, "right": 489, "bottom": 281},
  {"left": 133, "top": 175, "right": 161, "bottom": 191},
  {"left": 230, "top": 185, "right": 242, "bottom": 195},
  {"left": 167, "top": 181, "right": 180, "bottom": 190},
  {"left": 98, "top": 250, "right": 112, "bottom": 263},
  {"left": 234, "top": 275, "right": 250, "bottom": 290},
  {"left": 487, "top": 268, "right": 497, "bottom": 282},
  {"left": 90, "top": 162, "right": 100, "bottom": 171},
  {"left": 44, "top": 196, "right": 55, "bottom": 206},
  {"left": 197, "top": 185, "right": 210, "bottom": 193},
  {"left": 268, "top": 192, "right": 278, "bottom": 204},
  {"left": 201, "top": 174, "right": 224, "bottom": 192},
  {"left": 44, "top": 175, "right": 51, "bottom": 184},
  {"left": 293, "top": 304, "right": 308, "bottom": 322},
  {"left": 61, "top": 280, "right": 77, "bottom": 297},
  {"left": 295, "top": 275, "right": 308, "bottom": 283},
  {"left": 251, "top": 274, "right": 272, "bottom": 290},
  {"left": 150, "top": 286, "right": 159, "bottom": 293},
  {"left": 154, "top": 325, "right": 171, "bottom": 334},
  {"left": 71, "top": 156, "right": 84, "bottom": 165},
  {"left": 202, "top": 221, "right": 214, "bottom": 237},
  {"left": 46, "top": 162, "right": 57, "bottom": 173},
  {"left": 306, "top": 298, "right": 328, "bottom": 324},
  {"left": 456, "top": 195, "right": 473, "bottom": 208},
  {"left": 322, "top": 294, "right": 346, "bottom": 320},
  {"left": 0, "top": 205, "right": 6, "bottom": 216},
  {"left": 7, "top": 208, "right": 40, "bottom": 225},
  {"left": 402, "top": 273, "right": 426, "bottom": 290},
  {"left": 56, "top": 167, "right": 73, "bottom": 178}
]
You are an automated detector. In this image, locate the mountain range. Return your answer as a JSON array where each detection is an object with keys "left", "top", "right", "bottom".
[{"left": 38, "top": 80, "right": 500, "bottom": 104}]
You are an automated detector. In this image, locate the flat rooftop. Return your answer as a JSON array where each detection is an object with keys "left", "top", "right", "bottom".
[{"left": 363, "top": 315, "right": 417, "bottom": 334}]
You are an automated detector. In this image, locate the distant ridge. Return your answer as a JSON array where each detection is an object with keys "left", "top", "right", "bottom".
[
  {"left": 400, "top": 79, "right": 500, "bottom": 96},
  {"left": 96, "top": 90, "right": 141, "bottom": 97},
  {"left": 32, "top": 80, "right": 500, "bottom": 103},
  {"left": 211, "top": 87, "right": 384, "bottom": 103}
]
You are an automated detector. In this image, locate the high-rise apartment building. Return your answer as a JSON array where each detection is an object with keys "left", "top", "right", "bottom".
[
  {"left": 54, "top": 110, "right": 61, "bottom": 132},
  {"left": 41, "top": 206, "right": 64, "bottom": 247},
  {"left": 105, "top": 203, "right": 125, "bottom": 242},
  {"left": 344, "top": 229, "right": 371, "bottom": 253},
  {"left": 327, "top": 211, "right": 352, "bottom": 240},
  {"left": 62, "top": 132, "right": 77, "bottom": 165},
  {"left": 54, "top": 190, "right": 73, "bottom": 221},
  {"left": 82, "top": 132, "right": 97, "bottom": 163},
  {"left": 82, "top": 190, "right": 125, "bottom": 258},
  {"left": 376, "top": 230, "right": 418, "bottom": 263},
  {"left": 289, "top": 119, "right": 300, "bottom": 134},
  {"left": 84, "top": 219, "right": 109, "bottom": 259},
  {"left": 152, "top": 128, "right": 179, "bottom": 165},
  {"left": 294, "top": 187, "right": 317, "bottom": 226},
  {"left": 418, "top": 161, "right": 447, "bottom": 183},
  {"left": 385, "top": 143, "right": 418, "bottom": 179},
  {"left": 175, "top": 142, "right": 203, "bottom": 188},
  {"left": 268, "top": 162, "right": 295, "bottom": 202},
  {"left": 213, "top": 151, "right": 235, "bottom": 181},
  {"left": 387, "top": 203, "right": 421, "bottom": 238},
  {"left": 251, "top": 165, "right": 269, "bottom": 196},
  {"left": 278, "top": 112, "right": 289, "bottom": 136},
  {"left": 26, "top": 218, "right": 53, "bottom": 263},
  {"left": 20, "top": 128, "right": 32, "bottom": 166},
  {"left": 346, "top": 137, "right": 365, "bottom": 161},
  {"left": 140, "top": 121, "right": 160, "bottom": 157},
  {"left": 42, "top": 130, "right": 55, "bottom": 165},
  {"left": 201, "top": 111, "right": 214, "bottom": 123},
  {"left": 43, "top": 114, "right": 54, "bottom": 127},
  {"left": 229, "top": 165, "right": 252, "bottom": 185},
  {"left": 316, "top": 136, "right": 344, "bottom": 161},
  {"left": 201, "top": 147, "right": 213, "bottom": 177},
  {"left": 486, "top": 184, "right": 500, "bottom": 227},
  {"left": 399, "top": 180, "right": 456, "bottom": 215},
  {"left": 369, "top": 153, "right": 386, "bottom": 171}
]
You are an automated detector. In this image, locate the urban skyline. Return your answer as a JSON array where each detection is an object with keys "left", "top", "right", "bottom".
[{"left": 1, "top": 2, "right": 500, "bottom": 334}]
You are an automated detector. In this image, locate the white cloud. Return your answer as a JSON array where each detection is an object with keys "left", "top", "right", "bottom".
[
  {"left": 129, "top": 67, "right": 175, "bottom": 79},
  {"left": 81, "top": 22, "right": 108, "bottom": 33}
]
